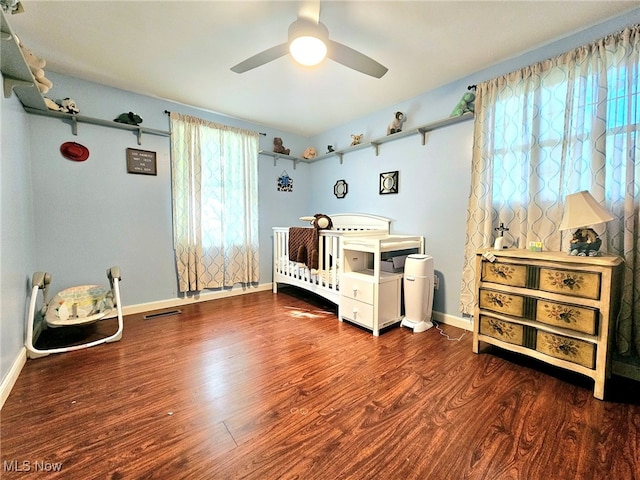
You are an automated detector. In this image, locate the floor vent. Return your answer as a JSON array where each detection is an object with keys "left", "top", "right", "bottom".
[{"left": 144, "top": 309, "right": 182, "bottom": 320}]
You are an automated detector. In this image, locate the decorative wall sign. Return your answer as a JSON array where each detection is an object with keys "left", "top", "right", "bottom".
[
  {"left": 379, "top": 171, "right": 398, "bottom": 194},
  {"left": 277, "top": 171, "right": 293, "bottom": 192},
  {"left": 126, "top": 148, "right": 157, "bottom": 175},
  {"left": 334, "top": 179, "right": 348, "bottom": 198}
]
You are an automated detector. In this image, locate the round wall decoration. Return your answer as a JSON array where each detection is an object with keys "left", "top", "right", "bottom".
[{"left": 334, "top": 179, "right": 348, "bottom": 198}]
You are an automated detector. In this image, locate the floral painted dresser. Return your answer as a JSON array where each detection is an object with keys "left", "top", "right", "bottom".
[{"left": 474, "top": 248, "right": 623, "bottom": 400}]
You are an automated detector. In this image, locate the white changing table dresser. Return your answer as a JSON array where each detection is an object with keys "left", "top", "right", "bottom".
[{"left": 339, "top": 234, "right": 424, "bottom": 335}]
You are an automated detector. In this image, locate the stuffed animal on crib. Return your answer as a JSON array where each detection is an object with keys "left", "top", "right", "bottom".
[
  {"left": 350, "top": 134, "right": 363, "bottom": 146},
  {"left": 387, "top": 111, "right": 406, "bottom": 135},
  {"left": 16, "top": 37, "right": 53, "bottom": 94},
  {"left": 451, "top": 85, "right": 476, "bottom": 117},
  {"left": 273, "top": 137, "right": 290, "bottom": 155},
  {"left": 301, "top": 147, "right": 317, "bottom": 159},
  {"left": 313, "top": 213, "right": 333, "bottom": 230}
]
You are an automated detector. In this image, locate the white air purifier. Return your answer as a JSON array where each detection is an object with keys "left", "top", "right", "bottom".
[{"left": 400, "top": 254, "right": 434, "bottom": 333}]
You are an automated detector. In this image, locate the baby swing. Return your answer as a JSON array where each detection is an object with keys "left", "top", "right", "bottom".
[{"left": 26, "top": 266, "right": 124, "bottom": 358}]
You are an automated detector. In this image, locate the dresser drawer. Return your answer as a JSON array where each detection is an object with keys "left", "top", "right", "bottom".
[
  {"left": 536, "top": 331, "right": 595, "bottom": 369},
  {"left": 538, "top": 268, "right": 600, "bottom": 300},
  {"left": 340, "top": 297, "right": 374, "bottom": 329},
  {"left": 536, "top": 300, "right": 598, "bottom": 335},
  {"left": 479, "top": 289, "right": 525, "bottom": 317},
  {"left": 481, "top": 261, "right": 528, "bottom": 287},
  {"left": 479, "top": 315, "right": 524, "bottom": 346},
  {"left": 340, "top": 274, "right": 375, "bottom": 304}
]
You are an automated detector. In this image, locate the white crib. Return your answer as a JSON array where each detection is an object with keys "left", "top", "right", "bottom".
[{"left": 272, "top": 213, "right": 393, "bottom": 304}]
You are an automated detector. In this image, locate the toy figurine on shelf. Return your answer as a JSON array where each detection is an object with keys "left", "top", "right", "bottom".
[{"left": 387, "top": 111, "right": 406, "bottom": 135}]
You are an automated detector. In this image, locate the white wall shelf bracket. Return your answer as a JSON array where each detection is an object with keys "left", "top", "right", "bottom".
[
  {"left": 3, "top": 76, "right": 32, "bottom": 99},
  {"left": 419, "top": 129, "right": 430, "bottom": 145}
]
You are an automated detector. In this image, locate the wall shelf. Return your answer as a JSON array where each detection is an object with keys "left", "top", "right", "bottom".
[
  {"left": 24, "top": 107, "right": 171, "bottom": 145},
  {"left": 260, "top": 112, "right": 473, "bottom": 167},
  {"left": 1, "top": 9, "right": 48, "bottom": 111},
  {"left": 2, "top": 10, "right": 169, "bottom": 145}
]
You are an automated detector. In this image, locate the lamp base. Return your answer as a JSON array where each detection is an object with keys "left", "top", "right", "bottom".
[{"left": 568, "top": 228, "right": 602, "bottom": 256}]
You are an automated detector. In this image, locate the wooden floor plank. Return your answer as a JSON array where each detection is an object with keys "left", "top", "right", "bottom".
[{"left": 1, "top": 288, "right": 638, "bottom": 479}]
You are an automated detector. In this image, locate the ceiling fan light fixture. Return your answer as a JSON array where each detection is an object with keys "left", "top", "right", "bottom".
[
  {"left": 288, "top": 18, "right": 329, "bottom": 67},
  {"left": 289, "top": 36, "right": 327, "bottom": 66}
]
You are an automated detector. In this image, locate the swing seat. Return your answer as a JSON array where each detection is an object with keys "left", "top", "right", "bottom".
[
  {"left": 45, "top": 284, "right": 112, "bottom": 327},
  {"left": 26, "top": 267, "right": 124, "bottom": 359}
]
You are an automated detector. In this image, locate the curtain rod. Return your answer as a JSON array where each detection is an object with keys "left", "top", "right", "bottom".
[{"left": 164, "top": 110, "right": 266, "bottom": 135}]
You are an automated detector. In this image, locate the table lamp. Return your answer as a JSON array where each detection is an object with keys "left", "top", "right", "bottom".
[{"left": 559, "top": 190, "right": 615, "bottom": 256}]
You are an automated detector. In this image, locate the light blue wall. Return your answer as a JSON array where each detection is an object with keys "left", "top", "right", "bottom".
[
  {"left": 27, "top": 73, "right": 310, "bottom": 304},
  {"left": 304, "top": 8, "right": 640, "bottom": 318},
  {"left": 2, "top": 8, "right": 639, "bottom": 390},
  {"left": 306, "top": 81, "right": 474, "bottom": 316},
  {"left": 1, "top": 93, "right": 36, "bottom": 379}
]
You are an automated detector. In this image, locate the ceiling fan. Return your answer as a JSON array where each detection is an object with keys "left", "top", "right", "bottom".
[{"left": 230, "top": 3, "right": 388, "bottom": 78}]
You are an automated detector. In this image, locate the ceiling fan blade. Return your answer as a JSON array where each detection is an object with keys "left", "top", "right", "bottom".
[
  {"left": 231, "top": 43, "right": 289, "bottom": 73},
  {"left": 327, "top": 40, "right": 388, "bottom": 78}
]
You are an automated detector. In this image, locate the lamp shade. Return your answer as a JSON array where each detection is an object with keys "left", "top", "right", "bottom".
[{"left": 559, "top": 190, "right": 615, "bottom": 230}]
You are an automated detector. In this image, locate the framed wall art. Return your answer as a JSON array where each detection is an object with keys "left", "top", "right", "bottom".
[
  {"left": 277, "top": 171, "right": 293, "bottom": 192},
  {"left": 126, "top": 148, "right": 157, "bottom": 175},
  {"left": 379, "top": 171, "right": 398, "bottom": 194},
  {"left": 334, "top": 179, "right": 348, "bottom": 198}
]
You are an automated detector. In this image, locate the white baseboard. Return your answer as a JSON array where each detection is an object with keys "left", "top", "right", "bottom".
[
  {"left": 120, "top": 283, "right": 274, "bottom": 317},
  {"left": 433, "top": 311, "right": 472, "bottom": 331},
  {"left": 1, "top": 347, "right": 26, "bottom": 410}
]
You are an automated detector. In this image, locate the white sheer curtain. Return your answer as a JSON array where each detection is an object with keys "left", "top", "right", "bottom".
[
  {"left": 170, "top": 112, "right": 260, "bottom": 292},
  {"left": 460, "top": 25, "right": 640, "bottom": 358}
]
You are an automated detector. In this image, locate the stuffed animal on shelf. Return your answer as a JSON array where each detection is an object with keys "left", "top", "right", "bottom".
[
  {"left": 327, "top": 145, "right": 335, "bottom": 153},
  {"left": 115, "top": 112, "right": 143, "bottom": 125},
  {"left": 451, "top": 85, "right": 476, "bottom": 117},
  {"left": 301, "top": 147, "right": 317, "bottom": 159},
  {"left": 59, "top": 97, "right": 79, "bottom": 114},
  {"left": 273, "top": 137, "right": 290, "bottom": 155},
  {"left": 16, "top": 37, "right": 53, "bottom": 94},
  {"left": 44, "top": 97, "right": 61, "bottom": 111},
  {"left": 387, "top": 111, "right": 406, "bottom": 135},
  {"left": 350, "top": 134, "right": 363, "bottom": 146},
  {"left": 1, "top": 0, "right": 24, "bottom": 14}
]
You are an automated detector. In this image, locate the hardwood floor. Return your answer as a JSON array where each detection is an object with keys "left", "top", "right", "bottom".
[{"left": 2, "top": 288, "right": 639, "bottom": 480}]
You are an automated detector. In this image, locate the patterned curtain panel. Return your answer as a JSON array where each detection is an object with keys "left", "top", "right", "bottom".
[
  {"left": 170, "top": 113, "right": 260, "bottom": 292},
  {"left": 460, "top": 25, "right": 640, "bottom": 357}
]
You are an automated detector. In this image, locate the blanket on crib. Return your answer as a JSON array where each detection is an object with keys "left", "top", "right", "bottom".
[{"left": 289, "top": 227, "right": 319, "bottom": 270}]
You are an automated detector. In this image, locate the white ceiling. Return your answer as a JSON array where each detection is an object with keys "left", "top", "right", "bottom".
[{"left": 8, "top": 1, "right": 639, "bottom": 136}]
